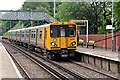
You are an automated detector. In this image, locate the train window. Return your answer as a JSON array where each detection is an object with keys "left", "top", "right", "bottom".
[
  {"left": 15, "top": 33, "right": 16, "bottom": 36},
  {"left": 50, "top": 26, "right": 60, "bottom": 38},
  {"left": 33, "top": 34, "right": 35, "bottom": 38},
  {"left": 69, "top": 27, "right": 76, "bottom": 37},
  {"left": 39, "top": 30, "right": 42, "bottom": 39},
  {"left": 50, "top": 25, "right": 76, "bottom": 37},
  {"left": 32, "top": 34, "right": 34, "bottom": 38},
  {"left": 22, "top": 34, "right": 24, "bottom": 37},
  {"left": 39, "top": 34, "right": 42, "bottom": 39},
  {"left": 60, "top": 27, "right": 65, "bottom": 37},
  {"left": 22, "top": 32, "right": 24, "bottom": 37},
  {"left": 26, "top": 31, "right": 29, "bottom": 37},
  {"left": 26, "top": 34, "right": 28, "bottom": 37}
]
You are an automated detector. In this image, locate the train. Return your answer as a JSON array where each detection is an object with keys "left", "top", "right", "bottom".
[{"left": 7, "top": 22, "right": 78, "bottom": 60}]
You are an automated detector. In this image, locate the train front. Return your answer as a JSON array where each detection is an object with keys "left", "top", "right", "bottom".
[{"left": 49, "top": 22, "right": 78, "bottom": 58}]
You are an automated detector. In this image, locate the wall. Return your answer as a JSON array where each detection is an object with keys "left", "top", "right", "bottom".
[
  {"left": 118, "top": 31, "right": 120, "bottom": 51},
  {"left": 79, "top": 31, "right": 120, "bottom": 50}
]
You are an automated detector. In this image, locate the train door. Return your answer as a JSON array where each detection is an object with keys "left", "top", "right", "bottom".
[
  {"left": 43, "top": 28, "right": 47, "bottom": 48},
  {"left": 29, "top": 30, "right": 31, "bottom": 44},
  {"left": 32, "top": 30, "right": 36, "bottom": 45},
  {"left": 38, "top": 29, "right": 42, "bottom": 48},
  {"left": 20, "top": 31, "right": 22, "bottom": 42},
  {"left": 36, "top": 29, "right": 38, "bottom": 46},
  {"left": 60, "top": 27, "right": 67, "bottom": 48}
]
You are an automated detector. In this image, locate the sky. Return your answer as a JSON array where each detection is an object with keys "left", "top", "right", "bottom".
[{"left": 0, "top": 0, "right": 26, "bottom": 10}]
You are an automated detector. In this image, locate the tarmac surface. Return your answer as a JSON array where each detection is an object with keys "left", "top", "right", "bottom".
[{"left": 76, "top": 46, "right": 120, "bottom": 62}]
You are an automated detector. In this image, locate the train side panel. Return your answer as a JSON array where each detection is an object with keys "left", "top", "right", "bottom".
[
  {"left": 25, "top": 29, "right": 30, "bottom": 44},
  {"left": 17, "top": 31, "right": 21, "bottom": 42},
  {"left": 30, "top": 29, "right": 36, "bottom": 46},
  {"left": 43, "top": 27, "right": 51, "bottom": 50},
  {"left": 21, "top": 30, "right": 25, "bottom": 43},
  {"left": 37, "top": 28, "right": 43, "bottom": 48}
]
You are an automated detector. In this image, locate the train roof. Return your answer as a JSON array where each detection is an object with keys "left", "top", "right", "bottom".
[
  {"left": 8, "top": 24, "right": 50, "bottom": 32},
  {"left": 8, "top": 29, "right": 17, "bottom": 32},
  {"left": 7, "top": 22, "right": 76, "bottom": 32},
  {"left": 26, "top": 24, "right": 50, "bottom": 30}
]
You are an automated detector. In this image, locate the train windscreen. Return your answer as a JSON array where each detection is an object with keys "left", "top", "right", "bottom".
[{"left": 50, "top": 25, "right": 76, "bottom": 38}]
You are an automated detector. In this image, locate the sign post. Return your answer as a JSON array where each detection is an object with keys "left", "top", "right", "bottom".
[{"left": 106, "top": 25, "right": 115, "bottom": 51}]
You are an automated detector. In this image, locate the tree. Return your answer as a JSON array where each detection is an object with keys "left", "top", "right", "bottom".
[
  {"left": 114, "top": 2, "right": 120, "bottom": 31},
  {"left": 98, "top": 2, "right": 112, "bottom": 34},
  {"left": 57, "top": 2, "right": 106, "bottom": 34}
]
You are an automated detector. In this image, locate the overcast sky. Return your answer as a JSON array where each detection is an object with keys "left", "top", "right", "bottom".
[{"left": 0, "top": 0, "right": 26, "bottom": 10}]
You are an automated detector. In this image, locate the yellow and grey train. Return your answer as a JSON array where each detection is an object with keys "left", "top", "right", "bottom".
[{"left": 8, "top": 22, "right": 78, "bottom": 60}]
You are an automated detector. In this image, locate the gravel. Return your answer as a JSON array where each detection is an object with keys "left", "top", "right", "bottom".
[{"left": 3, "top": 42, "right": 55, "bottom": 78}]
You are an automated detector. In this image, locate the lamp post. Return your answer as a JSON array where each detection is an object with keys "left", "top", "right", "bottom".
[
  {"left": 111, "top": 0, "right": 116, "bottom": 52},
  {"left": 54, "top": 0, "right": 56, "bottom": 22}
]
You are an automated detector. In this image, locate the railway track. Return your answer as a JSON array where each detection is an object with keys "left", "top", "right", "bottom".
[
  {"left": 2, "top": 40, "right": 118, "bottom": 80},
  {"left": 2, "top": 40, "right": 85, "bottom": 80},
  {"left": 3, "top": 42, "right": 58, "bottom": 79},
  {"left": 7, "top": 49, "right": 31, "bottom": 80}
]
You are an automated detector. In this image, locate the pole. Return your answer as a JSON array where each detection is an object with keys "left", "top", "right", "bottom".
[
  {"left": 86, "top": 20, "right": 88, "bottom": 46},
  {"left": 111, "top": 0, "right": 115, "bottom": 51},
  {"left": 54, "top": 0, "right": 56, "bottom": 22},
  {"left": 10, "top": 21, "right": 12, "bottom": 29},
  {"left": 105, "top": 30, "right": 107, "bottom": 51}
]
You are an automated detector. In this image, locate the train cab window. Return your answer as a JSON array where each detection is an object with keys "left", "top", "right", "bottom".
[
  {"left": 50, "top": 26, "right": 60, "bottom": 38},
  {"left": 69, "top": 27, "right": 76, "bottom": 37},
  {"left": 50, "top": 25, "right": 76, "bottom": 37}
]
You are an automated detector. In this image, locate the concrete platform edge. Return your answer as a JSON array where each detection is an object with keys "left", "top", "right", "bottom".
[{"left": 0, "top": 43, "right": 23, "bottom": 78}]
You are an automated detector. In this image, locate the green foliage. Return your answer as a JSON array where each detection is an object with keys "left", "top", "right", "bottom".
[
  {"left": 98, "top": 19, "right": 106, "bottom": 34},
  {"left": 57, "top": 2, "right": 108, "bottom": 34},
  {"left": 2, "top": 1, "right": 120, "bottom": 34},
  {"left": 98, "top": 26, "right": 106, "bottom": 34},
  {"left": 11, "top": 23, "right": 23, "bottom": 30},
  {"left": 57, "top": 2, "right": 88, "bottom": 21},
  {"left": 114, "top": 2, "right": 120, "bottom": 31}
]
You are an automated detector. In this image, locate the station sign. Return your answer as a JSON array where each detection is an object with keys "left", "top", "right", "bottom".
[{"left": 106, "top": 25, "right": 114, "bottom": 29}]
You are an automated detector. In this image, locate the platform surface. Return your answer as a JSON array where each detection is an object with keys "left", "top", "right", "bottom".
[
  {"left": 76, "top": 46, "right": 120, "bottom": 62},
  {"left": 0, "top": 37, "right": 22, "bottom": 79}
]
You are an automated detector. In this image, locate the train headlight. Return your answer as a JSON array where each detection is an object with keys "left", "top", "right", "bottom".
[
  {"left": 51, "top": 42, "right": 57, "bottom": 47},
  {"left": 70, "top": 41, "right": 76, "bottom": 47}
]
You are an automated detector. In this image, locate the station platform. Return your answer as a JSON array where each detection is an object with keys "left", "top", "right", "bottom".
[
  {"left": 0, "top": 42, "right": 22, "bottom": 79},
  {"left": 76, "top": 46, "right": 120, "bottom": 62}
]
